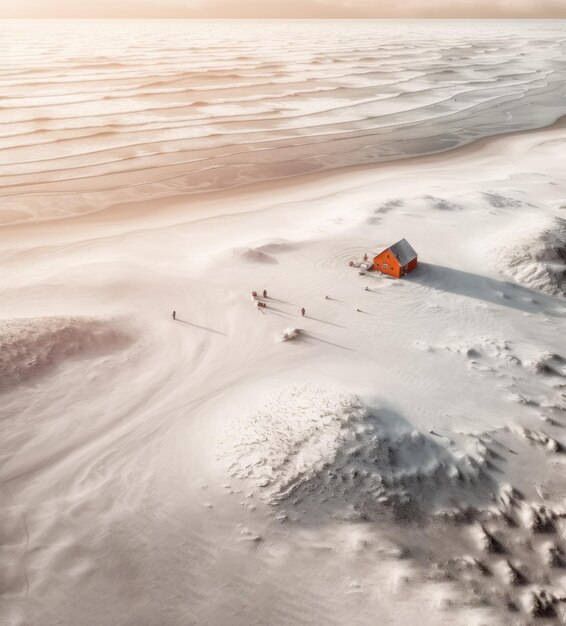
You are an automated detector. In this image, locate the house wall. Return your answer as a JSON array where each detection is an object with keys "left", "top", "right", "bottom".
[
  {"left": 373, "top": 250, "right": 401, "bottom": 278},
  {"left": 407, "top": 257, "right": 418, "bottom": 273}
]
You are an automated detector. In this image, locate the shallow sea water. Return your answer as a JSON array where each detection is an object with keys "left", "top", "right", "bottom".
[{"left": 1, "top": 19, "right": 566, "bottom": 219}]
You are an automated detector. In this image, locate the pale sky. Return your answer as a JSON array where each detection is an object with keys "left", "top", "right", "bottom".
[{"left": 3, "top": 0, "right": 566, "bottom": 19}]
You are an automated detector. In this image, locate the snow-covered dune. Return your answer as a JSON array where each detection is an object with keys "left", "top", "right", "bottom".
[
  {"left": 222, "top": 384, "right": 491, "bottom": 520},
  {"left": 485, "top": 213, "right": 566, "bottom": 296},
  {"left": 0, "top": 316, "right": 133, "bottom": 392}
]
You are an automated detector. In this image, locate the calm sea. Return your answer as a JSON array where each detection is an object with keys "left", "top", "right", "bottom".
[{"left": 1, "top": 20, "right": 565, "bottom": 220}]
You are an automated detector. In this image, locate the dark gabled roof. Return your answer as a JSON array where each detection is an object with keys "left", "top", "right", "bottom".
[{"left": 382, "top": 238, "right": 417, "bottom": 265}]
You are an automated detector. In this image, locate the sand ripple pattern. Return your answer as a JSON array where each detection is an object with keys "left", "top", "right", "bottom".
[{"left": 1, "top": 20, "right": 566, "bottom": 222}]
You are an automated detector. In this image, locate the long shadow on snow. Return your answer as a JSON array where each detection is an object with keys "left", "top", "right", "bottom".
[
  {"left": 406, "top": 263, "right": 563, "bottom": 316},
  {"left": 176, "top": 319, "right": 228, "bottom": 336}
]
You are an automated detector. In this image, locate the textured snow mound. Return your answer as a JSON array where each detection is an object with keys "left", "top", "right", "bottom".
[
  {"left": 0, "top": 316, "right": 132, "bottom": 392},
  {"left": 225, "top": 239, "right": 296, "bottom": 265},
  {"left": 222, "top": 384, "right": 490, "bottom": 519},
  {"left": 279, "top": 328, "right": 300, "bottom": 342},
  {"left": 229, "top": 246, "right": 277, "bottom": 264},
  {"left": 487, "top": 214, "right": 566, "bottom": 296}
]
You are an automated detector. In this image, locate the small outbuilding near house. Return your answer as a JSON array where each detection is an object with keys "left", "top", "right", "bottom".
[{"left": 373, "top": 239, "right": 418, "bottom": 278}]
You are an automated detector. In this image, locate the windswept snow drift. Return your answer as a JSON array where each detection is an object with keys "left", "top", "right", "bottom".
[
  {"left": 486, "top": 214, "right": 566, "bottom": 296},
  {"left": 223, "top": 239, "right": 297, "bottom": 265},
  {"left": 228, "top": 247, "right": 278, "bottom": 264},
  {"left": 0, "top": 316, "right": 133, "bottom": 392},
  {"left": 221, "top": 384, "right": 491, "bottom": 520}
]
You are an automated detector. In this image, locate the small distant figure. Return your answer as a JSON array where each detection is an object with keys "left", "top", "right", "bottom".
[
  {"left": 172, "top": 310, "right": 176, "bottom": 320},
  {"left": 363, "top": 253, "right": 368, "bottom": 261},
  {"left": 356, "top": 308, "right": 361, "bottom": 312},
  {"left": 251, "top": 290, "right": 257, "bottom": 298},
  {"left": 365, "top": 286, "right": 369, "bottom": 291},
  {"left": 325, "top": 295, "right": 329, "bottom": 300},
  {"left": 263, "top": 289, "right": 267, "bottom": 298},
  {"left": 301, "top": 307, "right": 305, "bottom": 317}
]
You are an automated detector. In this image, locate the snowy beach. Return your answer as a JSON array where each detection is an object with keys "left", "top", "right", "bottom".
[{"left": 2, "top": 20, "right": 566, "bottom": 626}]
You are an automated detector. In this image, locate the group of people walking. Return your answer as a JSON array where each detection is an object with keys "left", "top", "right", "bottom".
[
  {"left": 172, "top": 290, "right": 307, "bottom": 321},
  {"left": 251, "top": 289, "right": 306, "bottom": 317}
]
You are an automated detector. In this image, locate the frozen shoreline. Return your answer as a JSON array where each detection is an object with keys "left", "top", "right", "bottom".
[{"left": 3, "top": 112, "right": 566, "bottom": 236}]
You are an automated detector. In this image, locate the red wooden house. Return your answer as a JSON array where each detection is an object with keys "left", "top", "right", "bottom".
[{"left": 373, "top": 239, "right": 417, "bottom": 278}]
